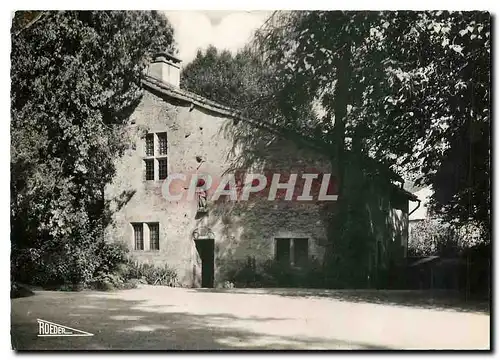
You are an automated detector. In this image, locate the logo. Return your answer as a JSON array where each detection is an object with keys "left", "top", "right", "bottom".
[
  {"left": 37, "top": 319, "right": 94, "bottom": 337},
  {"left": 161, "top": 170, "right": 338, "bottom": 203}
]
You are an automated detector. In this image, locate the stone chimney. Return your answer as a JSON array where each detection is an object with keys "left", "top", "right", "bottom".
[{"left": 148, "top": 52, "right": 182, "bottom": 87}]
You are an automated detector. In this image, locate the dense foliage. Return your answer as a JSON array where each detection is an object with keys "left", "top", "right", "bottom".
[
  {"left": 91, "top": 259, "right": 179, "bottom": 290},
  {"left": 221, "top": 256, "right": 325, "bottom": 288},
  {"left": 182, "top": 11, "right": 490, "bottom": 287},
  {"left": 182, "top": 11, "right": 490, "bottom": 237},
  {"left": 11, "top": 11, "right": 176, "bottom": 286},
  {"left": 408, "top": 220, "right": 462, "bottom": 257},
  {"left": 252, "top": 11, "right": 490, "bottom": 236}
]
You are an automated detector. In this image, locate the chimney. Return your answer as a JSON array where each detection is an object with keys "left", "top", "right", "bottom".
[{"left": 148, "top": 52, "right": 182, "bottom": 88}]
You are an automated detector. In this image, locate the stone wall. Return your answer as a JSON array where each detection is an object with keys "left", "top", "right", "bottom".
[{"left": 105, "top": 90, "right": 332, "bottom": 287}]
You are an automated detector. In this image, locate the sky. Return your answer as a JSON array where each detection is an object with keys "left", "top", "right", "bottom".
[{"left": 163, "top": 11, "right": 273, "bottom": 65}]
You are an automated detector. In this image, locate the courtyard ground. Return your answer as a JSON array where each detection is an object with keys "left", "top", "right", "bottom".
[{"left": 11, "top": 285, "right": 490, "bottom": 350}]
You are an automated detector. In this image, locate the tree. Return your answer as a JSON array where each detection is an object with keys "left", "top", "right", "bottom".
[
  {"left": 11, "top": 11, "right": 176, "bottom": 285},
  {"left": 181, "top": 45, "right": 272, "bottom": 111},
  {"left": 251, "top": 11, "right": 490, "bottom": 235},
  {"left": 408, "top": 220, "right": 462, "bottom": 257},
  {"left": 182, "top": 11, "right": 491, "bottom": 286},
  {"left": 181, "top": 46, "right": 241, "bottom": 108}
]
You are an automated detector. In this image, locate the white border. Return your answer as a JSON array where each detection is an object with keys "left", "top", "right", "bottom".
[{"left": 2, "top": 2, "right": 496, "bottom": 359}]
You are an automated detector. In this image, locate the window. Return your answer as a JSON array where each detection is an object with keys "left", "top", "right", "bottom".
[
  {"left": 132, "top": 222, "right": 161, "bottom": 251},
  {"left": 144, "top": 159, "right": 154, "bottom": 181},
  {"left": 275, "top": 238, "right": 309, "bottom": 266},
  {"left": 145, "top": 134, "right": 154, "bottom": 156},
  {"left": 149, "top": 223, "right": 160, "bottom": 250},
  {"left": 275, "top": 238, "right": 291, "bottom": 264},
  {"left": 143, "top": 132, "right": 168, "bottom": 181},
  {"left": 158, "top": 158, "right": 168, "bottom": 180},
  {"left": 158, "top": 133, "right": 167, "bottom": 155},
  {"left": 133, "top": 223, "right": 144, "bottom": 250},
  {"left": 293, "top": 238, "right": 309, "bottom": 267}
]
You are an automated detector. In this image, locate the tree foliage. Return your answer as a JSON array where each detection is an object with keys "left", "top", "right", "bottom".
[
  {"left": 408, "top": 220, "right": 462, "bottom": 257},
  {"left": 183, "top": 11, "right": 490, "bottom": 237},
  {"left": 181, "top": 11, "right": 490, "bottom": 286},
  {"left": 181, "top": 46, "right": 246, "bottom": 109},
  {"left": 250, "top": 11, "right": 490, "bottom": 237},
  {"left": 11, "top": 11, "right": 176, "bottom": 285}
]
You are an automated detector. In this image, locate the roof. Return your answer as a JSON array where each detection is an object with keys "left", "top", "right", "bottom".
[
  {"left": 392, "top": 185, "right": 419, "bottom": 201},
  {"left": 154, "top": 51, "right": 182, "bottom": 64},
  {"left": 142, "top": 75, "right": 241, "bottom": 118},
  {"left": 403, "top": 180, "right": 427, "bottom": 193}
]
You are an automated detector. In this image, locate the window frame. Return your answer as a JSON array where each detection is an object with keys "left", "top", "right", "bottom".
[
  {"left": 143, "top": 132, "right": 168, "bottom": 182},
  {"left": 275, "top": 238, "right": 291, "bottom": 264},
  {"left": 292, "top": 238, "right": 309, "bottom": 267},
  {"left": 132, "top": 223, "right": 144, "bottom": 251},
  {"left": 144, "top": 158, "right": 155, "bottom": 181},
  {"left": 158, "top": 158, "right": 168, "bottom": 180},
  {"left": 157, "top": 132, "right": 168, "bottom": 156},
  {"left": 148, "top": 222, "right": 160, "bottom": 251},
  {"left": 274, "top": 237, "right": 309, "bottom": 267},
  {"left": 145, "top": 133, "right": 154, "bottom": 157}
]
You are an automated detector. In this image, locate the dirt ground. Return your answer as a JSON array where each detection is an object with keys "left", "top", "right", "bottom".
[{"left": 11, "top": 285, "right": 490, "bottom": 350}]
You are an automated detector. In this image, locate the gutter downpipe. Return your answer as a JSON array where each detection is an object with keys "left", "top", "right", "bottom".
[{"left": 409, "top": 199, "right": 422, "bottom": 217}]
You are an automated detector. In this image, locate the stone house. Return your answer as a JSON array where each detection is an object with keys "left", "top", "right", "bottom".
[{"left": 105, "top": 52, "right": 418, "bottom": 288}]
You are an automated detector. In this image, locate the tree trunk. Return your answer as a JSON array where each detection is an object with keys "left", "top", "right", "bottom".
[{"left": 323, "top": 43, "right": 352, "bottom": 287}]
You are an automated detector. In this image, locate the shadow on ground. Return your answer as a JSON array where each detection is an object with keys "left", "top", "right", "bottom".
[
  {"left": 188, "top": 288, "right": 490, "bottom": 314},
  {"left": 11, "top": 289, "right": 392, "bottom": 350}
]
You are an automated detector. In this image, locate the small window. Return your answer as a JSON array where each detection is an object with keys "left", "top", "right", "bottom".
[
  {"left": 149, "top": 223, "right": 160, "bottom": 250},
  {"left": 158, "top": 158, "right": 168, "bottom": 180},
  {"left": 275, "top": 238, "right": 291, "bottom": 264},
  {"left": 145, "top": 134, "right": 154, "bottom": 156},
  {"left": 293, "top": 238, "right": 309, "bottom": 267},
  {"left": 158, "top": 133, "right": 167, "bottom": 155},
  {"left": 144, "top": 159, "right": 154, "bottom": 181},
  {"left": 133, "top": 224, "right": 144, "bottom": 250}
]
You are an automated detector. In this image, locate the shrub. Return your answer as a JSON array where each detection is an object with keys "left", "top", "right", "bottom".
[
  {"left": 94, "top": 241, "right": 129, "bottom": 274},
  {"left": 121, "top": 259, "right": 179, "bottom": 286},
  {"left": 408, "top": 219, "right": 463, "bottom": 257},
  {"left": 88, "top": 271, "right": 139, "bottom": 291},
  {"left": 222, "top": 256, "right": 326, "bottom": 288},
  {"left": 11, "top": 227, "right": 132, "bottom": 289}
]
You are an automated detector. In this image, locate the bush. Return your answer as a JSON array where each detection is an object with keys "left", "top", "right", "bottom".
[
  {"left": 121, "top": 259, "right": 179, "bottom": 286},
  {"left": 87, "top": 271, "right": 142, "bottom": 291},
  {"left": 94, "top": 241, "right": 129, "bottom": 274},
  {"left": 408, "top": 219, "right": 463, "bottom": 257},
  {"left": 12, "top": 235, "right": 135, "bottom": 291},
  {"left": 222, "top": 256, "right": 326, "bottom": 288}
]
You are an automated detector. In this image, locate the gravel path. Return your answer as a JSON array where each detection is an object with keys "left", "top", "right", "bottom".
[{"left": 11, "top": 286, "right": 490, "bottom": 350}]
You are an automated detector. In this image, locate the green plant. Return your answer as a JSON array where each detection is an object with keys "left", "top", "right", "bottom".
[
  {"left": 11, "top": 10, "right": 176, "bottom": 288},
  {"left": 122, "top": 259, "right": 179, "bottom": 287},
  {"left": 222, "top": 256, "right": 326, "bottom": 288},
  {"left": 408, "top": 219, "right": 463, "bottom": 257},
  {"left": 95, "top": 241, "right": 129, "bottom": 274},
  {"left": 88, "top": 271, "right": 138, "bottom": 291}
]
